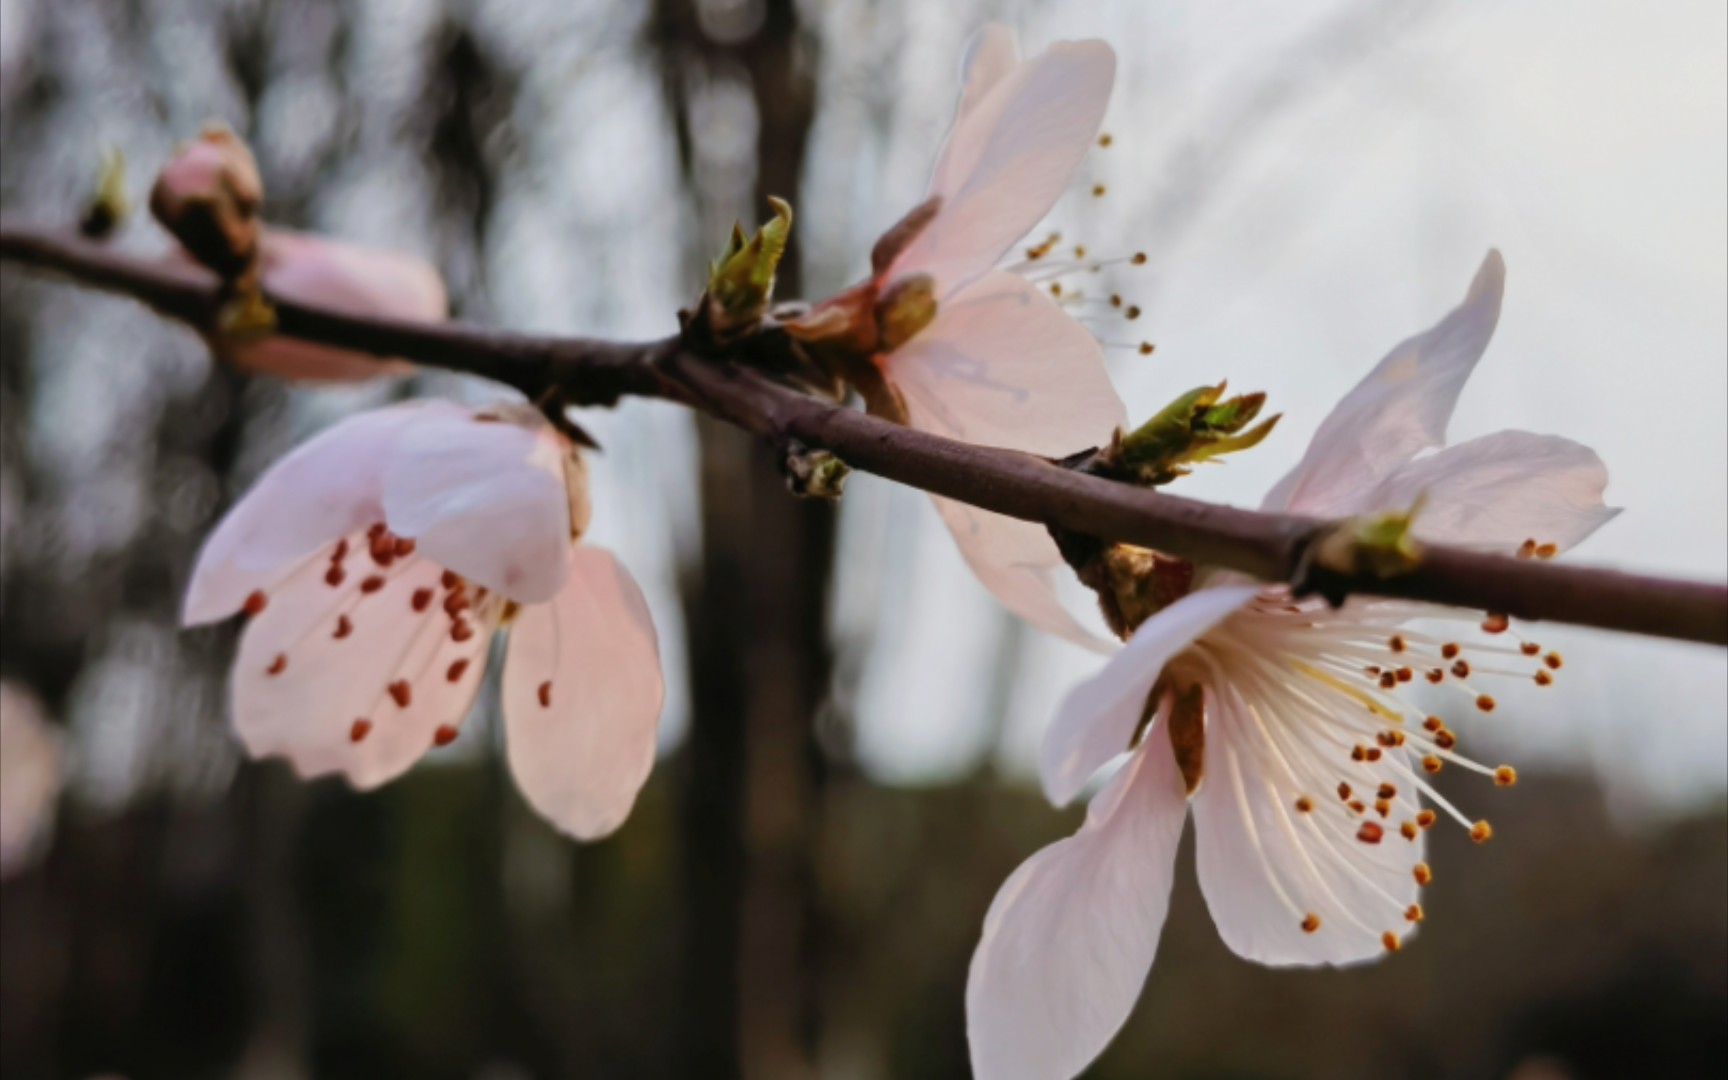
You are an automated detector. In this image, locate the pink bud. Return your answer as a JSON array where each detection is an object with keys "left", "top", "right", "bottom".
[
  {"left": 218, "top": 229, "right": 447, "bottom": 382},
  {"left": 150, "top": 125, "right": 264, "bottom": 274}
]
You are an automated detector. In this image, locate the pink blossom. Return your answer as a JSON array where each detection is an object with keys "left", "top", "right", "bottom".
[
  {"left": 184, "top": 401, "right": 664, "bottom": 840},
  {"left": 967, "top": 252, "right": 1620, "bottom": 1080}
]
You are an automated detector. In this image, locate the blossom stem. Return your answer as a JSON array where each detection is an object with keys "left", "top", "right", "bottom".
[{"left": 3, "top": 220, "right": 1724, "bottom": 647}]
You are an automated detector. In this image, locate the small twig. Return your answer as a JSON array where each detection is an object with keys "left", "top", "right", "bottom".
[{"left": 3, "top": 220, "right": 1724, "bottom": 646}]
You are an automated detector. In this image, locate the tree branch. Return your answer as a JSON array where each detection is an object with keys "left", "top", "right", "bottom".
[{"left": 3, "top": 220, "right": 1724, "bottom": 646}]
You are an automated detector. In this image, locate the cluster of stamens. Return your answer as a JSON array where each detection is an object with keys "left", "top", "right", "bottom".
[
  {"left": 240, "top": 521, "right": 541, "bottom": 753},
  {"left": 1191, "top": 536, "right": 1573, "bottom": 955},
  {"left": 1004, "top": 132, "right": 1158, "bottom": 356}
]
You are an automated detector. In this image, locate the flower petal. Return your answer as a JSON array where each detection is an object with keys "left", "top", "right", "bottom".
[
  {"left": 230, "top": 533, "right": 496, "bottom": 789},
  {"left": 951, "top": 25, "right": 1020, "bottom": 129},
  {"left": 1368, "top": 430, "right": 1619, "bottom": 554},
  {"left": 183, "top": 401, "right": 462, "bottom": 625},
  {"left": 893, "top": 41, "right": 1114, "bottom": 295},
  {"left": 889, "top": 271, "right": 1128, "bottom": 647},
  {"left": 967, "top": 734, "right": 1187, "bottom": 1080},
  {"left": 1263, "top": 251, "right": 1506, "bottom": 517},
  {"left": 382, "top": 410, "right": 577, "bottom": 604},
  {"left": 1041, "top": 584, "right": 1259, "bottom": 806},
  {"left": 1191, "top": 679, "right": 1425, "bottom": 967},
  {"left": 932, "top": 497, "right": 1111, "bottom": 651},
  {"left": 226, "top": 230, "right": 447, "bottom": 382},
  {"left": 501, "top": 547, "right": 664, "bottom": 841},
  {"left": 890, "top": 271, "right": 1127, "bottom": 457}
]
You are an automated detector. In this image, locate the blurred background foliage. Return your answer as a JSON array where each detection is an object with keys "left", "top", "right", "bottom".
[{"left": 0, "top": 0, "right": 1723, "bottom": 1078}]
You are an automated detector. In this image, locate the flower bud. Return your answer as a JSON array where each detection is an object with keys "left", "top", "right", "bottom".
[
  {"left": 703, "top": 196, "right": 792, "bottom": 342},
  {"left": 1108, "top": 382, "right": 1281, "bottom": 486},
  {"left": 150, "top": 123, "right": 264, "bottom": 277}
]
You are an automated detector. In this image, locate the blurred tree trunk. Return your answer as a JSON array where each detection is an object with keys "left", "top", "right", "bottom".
[{"left": 649, "top": 1, "right": 830, "bottom": 1076}]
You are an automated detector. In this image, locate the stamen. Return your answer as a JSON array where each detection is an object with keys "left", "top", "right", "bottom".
[
  {"left": 1415, "top": 810, "right": 1437, "bottom": 829},
  {"left": 1294, "top": 796, "right": 1314, "bottom": 813},
  {"left": 1413, "top": 863, "right": 1433, "bottom": 885},
  {"left": 1399, "top": 821, "right": 1418, "bottom": 841},
  {"left": 446, "top": 659, "right": 470, "bottom": 683},
  {"left": 1494, "top": 765, "right": 1518, "bottom": 787},
  {"left": 1301, "top": 913, "right": 1321, "bottom": 934},
  {"left": 1091, "top": 183, "right": 1107, "bottom": 197},
  {"left": 325, "top": 565, "right": 346, "bottom": 587},
  {"left": 411, "top": 588, "right": 434, "bottom": 613},
  {"left": 1356, "top": 821, "right": 1384, "bottom": 844},
  {"left": 360, "top": 575, "right": 385, "bottom": 594},
  {"left": 387, "top": 680, "right": 411, "bottom": 708},
  {"left": 243, "top": 590, "right": 268, "bottom": 616},
  {"left": 1382, "top": 931, "right": 1401, "bottom": 953},
  {"left": 433, "top": 725, "right": 458, "bottom": 747},
  {"left": 333, "top": 615, "right": 353, "bottom": 640},
  {"left": 538, "top": 681, "right": 553, "bottom": 708},
  {"left": 1476, "top": 694, "right": 1496, "bottom": 712},
  {"left": 349, "top": 719, "right": 372, "bottom": 743},
  {"left": 266, "top": 653, "right": 287, "bottom": 676},
  {"left": 1404, "top": 904, "right": 1424, "bottom": 923},
  {"left": 1481, "top": 613, "right": 1510, "bottom": 634},
  {"left": 1098, "top": 133, "right": 1113, "bottom": 147},
  {"left": 1469, "top": 820, "right": 1494, "bottom": 844},
  {"left": 1545, "top": 652, "right": 1563, "bottom": 670}
]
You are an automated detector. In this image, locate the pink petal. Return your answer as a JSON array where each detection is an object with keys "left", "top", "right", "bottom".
[
  {"left": 889, "top": 271, "right": 1126, "bottom": 457},
  {"left": 950, "top": 25, "right": 1020, "bottom": 131},
  {"left": 183, "top": 401, "right": 463, "bottom": 625},
  {"left": 230, "top": 533, "right": 497, "bottom": 790},
  {"left": 1041, "top": 584, "right": 1259, "bottom": 806},
  {"left": 1191, "top": 681, "right": 1425, "bottom": 966},
  {"left": 967, "top": 735, "right": 1188, "bottom": 1080},
  {"left": 225, "top": 229, "right": 447, "bottom": 382},
  {"left": 1263, "top": 251, "right": 1506, "bottom": 517},
  {"left": 382, "top": 409, "right": 579, "bottom": 604},
  {"left": 932, "top": 497, "right": 1112, "bottom": 651},
  {"left": 889, "top": 272, "right": 1127, "bottom": 645},
  {"left": 501, "top": 547, "right": 664, "bottom": 840},
  {"left": 1367, "top": 430, "right": 1619, "bottom": 554},
  {"left": 892, "top": 40, "right": 1114, "bottom": 296}
]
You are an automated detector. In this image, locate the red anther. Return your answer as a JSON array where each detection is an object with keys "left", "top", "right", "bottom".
[
  {"left": 1544, "top": 652, "right": 1563, "bottom": 670},
  {"left": 331, "top": 538, "right": 349, "bottom": 562},
  {"left": 387, "top": 680, "right": 411, "bottom": 708},
  {"left": 266, "top": 653, "right": 287, "bottom": 676},
  {"left": 1396, "top": 667, "right": 1414, "bottom": 683},
  {"left": 1476, "top": 694, "right": 1497, "bottom": 712},
  {"left": 538, "top": 681, "right": 552, "bottom": 708},
  {"left": 446, "top": 659, "right": 470, "bottom": 683},
  {"left": 1451, "top": 659, "right": 1472, "bottom": 678},
  {"left": 1434, "top": 730, "right": 1457, "bottom": 750},
  {"left": 1377, "top": 783, "right": 1397, "bottom": 800},
  {"left": 1534, "top": 670, "right": 1554, "bottom": 687},
  {"left": 1400, "top": 822, "right": 1419, "bottom": 841},
  {"left": 1416, "top": 810, "right": 1437, "bottom": 829},
  {"left": 450, "top": 620, "right": 475, "bottom": 643},
  {"left": 1365, "top": 747, "right": 1383, "bottom": 762},
  {"left": 325, "top": 565, "right": 346, "bottom": 587},
  {"left": 1422, "top": 756, "right": 1443, "bottom": 774},
  {"left": 367, "top": 523, "right": 387, "bottom": 540},
  {"left": 411, "top": 588, "right": 434, "bottom": 613},
  {"left": 1294, "top": 796, "right": 1314, "bottom": 813},
  {"left": 441, "top": 570, "right": 460, "bottom": 590},
  {"left": 443, "top": 592, "right": 470, "bottom": 616},
  {"left": 1517, "top": 539, "right": 1538, "bottom": 559},
  {"left": 333, "top": 614, "right": 353, "bottom": 640},
  {"left": 1348, "top": 800, "right": 1367, "bottom": 814},
  {"left": 1357, "top": 822, "right": 1385, "bottom": 844},
  {"left": 349, "top": 719, "right": 372, "bottom": 743},
  {"left": 243, "top": 590, "right": 268, "bottom": 616},
  {"left": 433, "top": 725, "right": 458, "bottom": 747},
  {"left": 1404, "top": 904, "right": 1424, "bottom": 923},
  {"left": 1352, "top": 745, "right": 1368, "bottom": 762},
  {"left": 1378, "top": 671, "right": 1397, "bottom": 690},
  {"left": 1389, "top": 635, "right": 1407, "bottom": 653},
  {"left": 1426, "top": 668, "right": 1445, "bottom": 684},
  {"left": 1441, "top": 643, "right": 1461, "bottom": 660},
  {"left": 393, "top": 537, "right": 416, "bottom": 557},
  {"left": 360, "top": 575, "right": 385, "bottom": 594},
  {"left": 1482, "top": 612, "right": 1510, "bottom": 634},
  {"left": 1413, "top": 863, "right": 1433, "bottom": 885},
  {"left": 1521, "top": 642, "right": 1541, "bottom": 657},
  {"left": 1337, "top": 782, "right": 1353, "bottom": 800},
  {"left": 1301, "top": 913, "right": 1321, "bottom": 934},
  {"left": 1423, "top": 716, "right": 1443, "bottom": 732},
  {"left": 1382, "top": 931, "right": 1401, "bottom": 953}
]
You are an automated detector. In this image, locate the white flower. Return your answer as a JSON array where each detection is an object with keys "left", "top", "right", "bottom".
[
  {"left": 966, "top": 251, "right": 1620, "bottom": 1080},
  {"left": 798, "top": 26, "right": 1129, "bottom": 649},
  {"left": 183, "top": 400, "right": 664, "bottom": 840}
]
